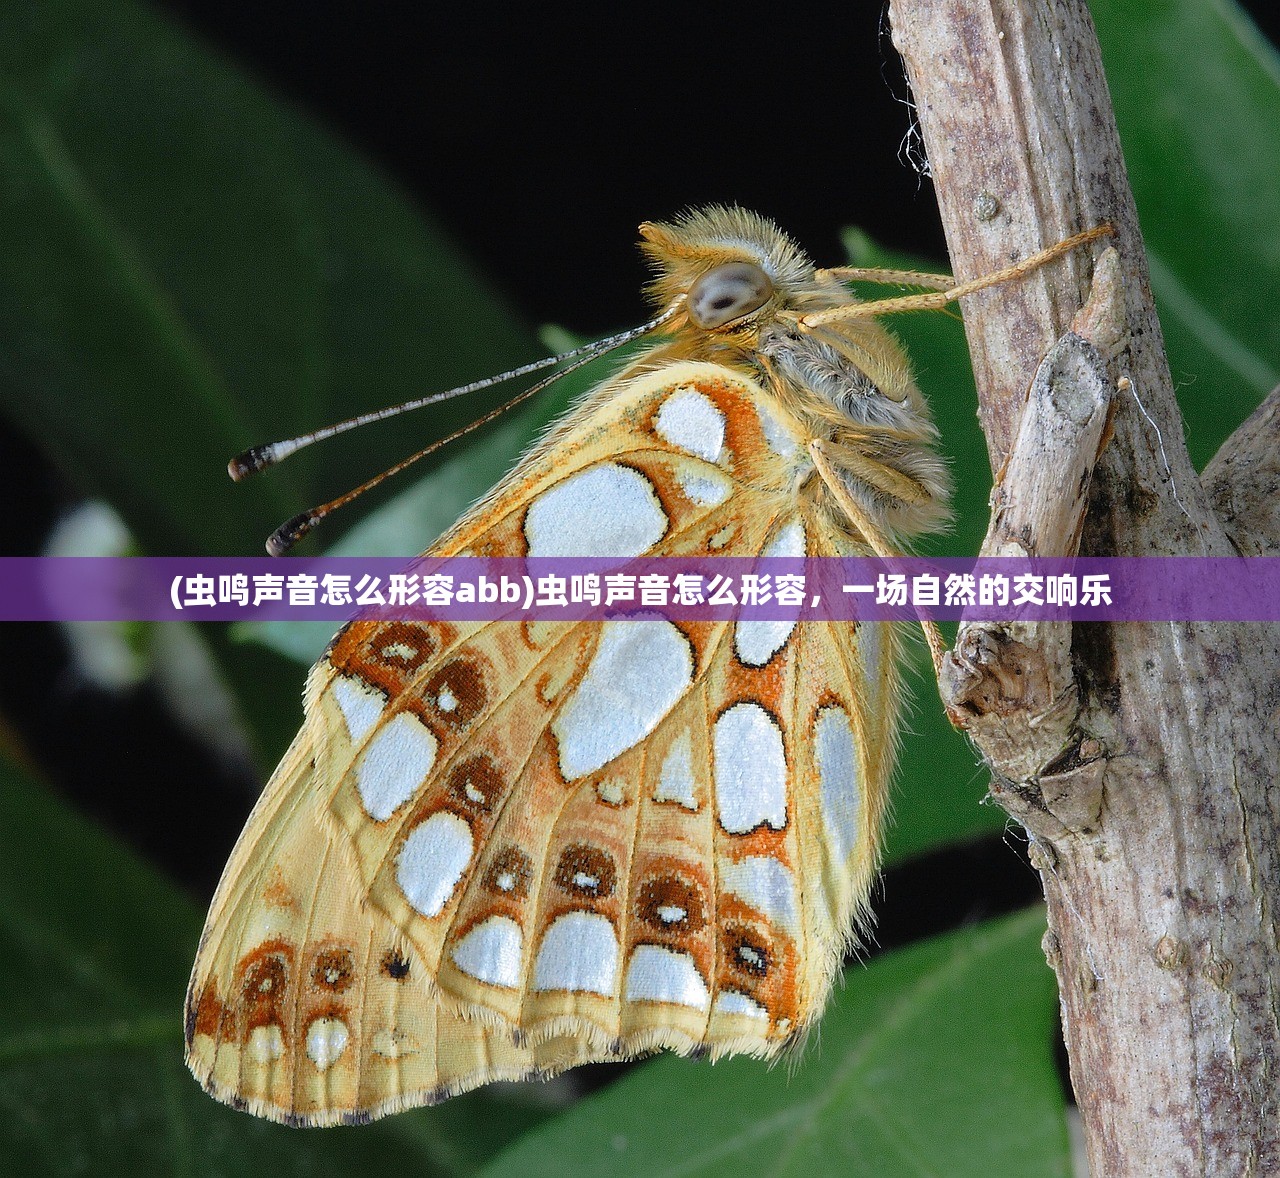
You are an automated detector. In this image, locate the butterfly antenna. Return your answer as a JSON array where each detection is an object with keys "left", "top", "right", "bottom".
[
  {"left": 229, "top": 301, "right": 683, "bottom": 482},
  {"left": 260, "top": 299, "right": 684, "bottom": 555}
]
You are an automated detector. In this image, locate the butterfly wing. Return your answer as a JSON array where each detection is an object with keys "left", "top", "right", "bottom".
[{"left": 186, "top": 360, "right": 901, "bottom": 1124}]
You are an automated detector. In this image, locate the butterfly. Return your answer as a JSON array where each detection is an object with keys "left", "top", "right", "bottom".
[{"left": 185, "top": 206, "right": 1107, "bottom": 1125}]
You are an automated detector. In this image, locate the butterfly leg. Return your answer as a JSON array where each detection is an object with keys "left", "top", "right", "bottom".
[
  {"left": 808, "top": 439, "right": 948, "bottom": 677},
  {"left": 802, "top": 225, "right": 1113, "bottom": 328},
  {"left": 817, "top": 265, "right": 955, "bottom": 291}
]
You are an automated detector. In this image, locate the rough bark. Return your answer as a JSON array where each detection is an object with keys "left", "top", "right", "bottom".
[
  {"left": 1202, "top": 385, "right": 1280, "bottom": 558},
  {"left": 888, "top": 2, "right": 1280, "bottom": 1174}
]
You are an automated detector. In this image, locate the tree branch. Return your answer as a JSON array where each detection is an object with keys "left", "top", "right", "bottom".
[
  {"left": 940, "top": 254, "right": 1119, "bottom": 798},
  {"left": 1202, "top": 383, "right": 1280, "bottom": 556},
  {"left": 889, "top": 1, "right": 1280, "bottom": 1172}
]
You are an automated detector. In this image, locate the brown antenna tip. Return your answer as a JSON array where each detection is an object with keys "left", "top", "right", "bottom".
[
  {"left": 266, "top": 511, "right": 317, "bottom": 556},
  {"left": 229, "top": 447, "right": 271, "bottom": 482}
]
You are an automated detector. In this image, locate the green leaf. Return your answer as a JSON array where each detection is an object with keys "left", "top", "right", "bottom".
[
  {"left": 0, "top": 753, "right": 557, "bottom": 1173},
  {"left": 1093, "top": 0, "right": 1280, "bottom": 468},
  {"left": 482, "top": 908, "right": 1068, "bottom": 1178},
  {"left": 0, "top": 0, "right": 542, "bottom": 559}
]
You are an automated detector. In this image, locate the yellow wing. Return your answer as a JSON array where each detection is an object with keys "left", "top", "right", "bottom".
[{"left": 185, "top": 360, "right": 901, "bottom": 1124}]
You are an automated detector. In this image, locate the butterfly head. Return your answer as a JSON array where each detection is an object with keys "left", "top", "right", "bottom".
[{"left": 639, "top": 206, "right": 815, "bottom": 342}]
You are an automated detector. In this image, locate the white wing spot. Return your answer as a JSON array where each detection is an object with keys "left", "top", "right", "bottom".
[
  {"left": 248, "top": 1024, "right": 284, "bottom": 1063},
  {"left": 331, "top": 675, "right": 385, "bottom": 744},
  {"left": 755, "top": 397, "right": 802, "bottom": 458},
  {"left": 654, "top": 731, "right": 699, "bottom": 810},
  {"left": 597, "top": 778, "right": 626, "bottom": 805},
  {"left": 714, "top": 990, "right": 769, "bottom": 1020},
  {"left": 713, "top": 702, "right": 788, "bottom": 833},
  {"left": 721, "top": 855, "right": 799, "bottom": 934},
  {"left": 654, "top": 386, "right": 726, "bottom": 463},
  {"left": 494, "top": 871, "right": 517, "bottom": 893},
  {"left": 436, "top": 685, "right": 459, "bottom": 713},
  {"left": 677, "top": 469, "right": 731, "bottom": 507},
  {"left": 305, "top": 1016, "right": 349, "bottom": 1071},
  {"left": 657, "top": 904, "right": 687, "bottom": 924},
  {"left": 624, "top": 945, "right": 710, "bottom": 1010},
  {"left": 735, "top": 518, "right": 806, "bottom": 667},
  {"left": 553, "top": 619, "right": 693, "bottom": 780},
  {"left": 737, "top": 944, "right": 767, "bottom": 971},
  {"left": 533, "top": 912, "right": 619, "bottom": 996},
  {"left": 451, "top": 915, "right": 523, "bottom": 989},
  {"left": 815, "top": 705, "right": 860, "bottom": 863},
  {"left": 396, "top": 811, "right": 473, "bottom": 917},
  {"left": 356, "top": 712, "right": 438, "bottom": 822},
  {"left": 525, "top": 463, "right": 667, "bottom": 557},
  {"left": 766, "top": 518, "right": 806, "bottom": 559},
  {"left": 860, "top": 623, "right": 885, "bottom": 717}
]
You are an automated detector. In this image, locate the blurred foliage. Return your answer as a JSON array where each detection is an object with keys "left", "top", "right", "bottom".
[
  {"left": 1092, "top": 0, "right": 1280, "bottom": 466},
  {"left": 1, "top": 0, "right": 1277, "bottom": 1172}
]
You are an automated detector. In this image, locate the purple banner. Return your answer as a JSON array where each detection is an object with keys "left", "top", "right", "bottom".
[{"left": 2, "top": 556, "right": 1280, "bottom": 623}]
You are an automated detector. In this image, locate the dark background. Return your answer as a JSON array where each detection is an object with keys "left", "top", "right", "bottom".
[
  {"left": 155, "top": 3, "right": 946, "bottom": 335},
  {"left": 5, "top": 0, "right": 1280, "bottom": 951}
]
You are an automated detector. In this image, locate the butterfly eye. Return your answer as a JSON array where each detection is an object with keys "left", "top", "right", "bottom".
[{"left": 687, "top": 262, "right": 774, "bottom": 329}]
